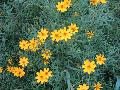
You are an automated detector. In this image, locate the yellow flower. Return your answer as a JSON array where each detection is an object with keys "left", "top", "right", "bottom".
[
  {"left": 86, "top": 31, "right": 94, "bottom": 39},
  {"left": 56, "top": 2, "right": 67, "bottom": 12},
  {"left": 51, "top": 30, "right": 61, "bottom": 42},
  {"left": 90, "top": 0, "right": 100, "bottom": 6},
  {"left": 19, "top": 40, "right": 29, "bottom": 50},
  {"left": 43, "top": 68, "right": 53, "bottom": 79},
  {"left": 37, "top": 28, "right": 49, "bottom": 40},
  {"left": 19, "top": 57, "right": 29, "bottom": 67},
  {"left": 77, "top": 84, "right": 89, "bottom": 90},
  {"left": 82, "top": 59, "right": 96, "bottom": 74},
  {"left": 60, "top": 27, "right": 72, "bottom": 41},
  {"left": 64, "top": 0, "right": 72, "bottom": 8},
  {"left": 29, "top": 38, "right": 38, "bottom": 51},
  {"left": 0, "top": 67, "right": 3, "bottom": 73},
  {"left": 68, "top": 23, "right": 79, "bottom": 34},
  {"left": 7, "top": 66, "right": 14, "bottom": 73},
  {"left": 35, "top": 68, "right": 53, "bottom": 84},
  {"left": 95, "top": 54, "right": 106, "bottom": 65},
  {"left": 94, "top": 82, "right": 103, "bottom": 90},
  {"left": 99, "top": 0, "right": 107, "bottom": 4},
  {"left": 41, "top": 50, "right": 52, "bottom": 60},
  {"left": 35, "top": 70, "right": 48, "bottom": 84},
  {"left": 13, "top": 67, "right": 25, "bottom": 78}
]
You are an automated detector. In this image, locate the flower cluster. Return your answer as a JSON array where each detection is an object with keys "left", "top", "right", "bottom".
[
  {"left": 56, "top": 0, "right": 72, "bottom": 12},
  {"left": 82, "top": 54, "right": 106, "bottom": 74},
  {"left": 19, "top": 28, "right": 49, "bottom": 52},
  {"left": 77, "top": 82, "right": 103, "bottom": 90},
  {"left": 6, "top": 56, "right": 29, "bottom": 78},
  {"left": 7, "top": 66, "right": 25, "bottom": 78},
  {"left": 35, "top": 68, "right": 53, "bottom": 84},
  {"left": 19, "top": 38, "right": 39, "bottom": 52},
  {"left": 19, "top": 24, "right": 78, "bottom": 52},
  {"left": 78, "top": 54, "right": 106, "bottom": 90},
  {"left": 90, "top": 0, "right": 107, "bottom": 6},
  {"left": 51, "top": 23, "right": 79, "bottom": 42}
]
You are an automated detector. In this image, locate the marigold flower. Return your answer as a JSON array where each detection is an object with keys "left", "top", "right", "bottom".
[
  {"left": 35, "top": 70, "right": 48, "bottom": 84},
  {"left": 95, "top": 54, "right": 106, "bottom": 65},
  {"left": 56, "top": 2, "right": 68, "bottom": 12},
  {"left": 68, "top": 23, "right": 79, "bottom": 34},
  {"left": 51, "top": 30, "right": 61, "bottom": 42},
  {"left": 60, "top": 27, "right": 72, "bottom": 41},
  {"left": 19, "top": 40, "right": 29, "bottom": 50},
  {"left": 19, "top": 56, "right": 29, "bottom": 67},
  {"left": 43, "top": 68, "right": 53, "bottom": 79},
  {"left": 94, "top": 82, "right": 103, "bottom": 90},
  {"left": 29, "top": 38, "right": 39, "bottom": 52},
  {"left": 35, "top": 68, "right": 53, "bottom": 84},
  {"left": 77, "top": 84, "right": 89, "bottom": 90},
  {"left": 13, "top": 67, "right": 25, "bottom": 78},
  {"left": 82, "top": 59, "right": 96, "bottom": 74},
  {"left": 64, "top": 0, "right": 72, "bottom": 8},
  {"left": 37, "top": 28, "right": 49, "bottom": 40}
]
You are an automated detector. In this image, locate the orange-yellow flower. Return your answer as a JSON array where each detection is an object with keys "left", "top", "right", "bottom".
[
  {"left": 35, "top": 68, "right": 53, "bottom": 84},
  {"left": 64, "top": 0, "right": 72, "bottom": 8},
  {"left": 29, "top": 38, "right": 38, "bottom": 51},
  {"left": 37, "top": 28, "right": 49, "bottom": 40},
  {"left": 68, "top": 23, "right": 79, "bottom": 34},
  {"left": 60, "top": 27, "right": 72, "bottom": 41},
  {"left": 43, "top": 68, "right": 53, "bottom": 79},
  {"left": 94, "top": 82, "right": 103, "bottom": 90},
  {"left": 13, "top": 67, "right": 25, "bottom": 78},
  {"left": 77, "top": 84, "right": 89, "bottom": 90},
  {"left": 19, "top": 40, "right": 29, "bottom": 50},
  {"left": 19, "top": 56, "right": 29, "bottom": 67},
  {"left": 35, "top": 70, "right": 48, "bottom": 84},
  {"left": 95, "top": 54, "right": 106, "bottom": 65},
  {"left": 51, "top": 30, "right": 61, "bottom": 42},
  {"left": 56, "top": 2, "right": 68, "bottom": 12},
  {"left": 82, "top": 59, "right": 96, "bottom": 74}
]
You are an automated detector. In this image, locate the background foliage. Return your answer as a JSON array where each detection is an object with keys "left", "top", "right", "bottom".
[{"left": 0, "top": 0, "right": 120, "bottom": 90}]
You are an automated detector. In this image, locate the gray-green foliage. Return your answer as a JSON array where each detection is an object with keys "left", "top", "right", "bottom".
[{"left": 0, "top": 0, "right": 120, "bottom": 90}]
